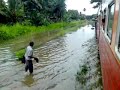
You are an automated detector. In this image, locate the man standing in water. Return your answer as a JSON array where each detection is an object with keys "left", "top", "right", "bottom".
[{"left": 25, "top": 42, "right": 38, "bottom": 74}]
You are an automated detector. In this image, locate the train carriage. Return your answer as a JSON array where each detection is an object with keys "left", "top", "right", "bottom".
[{"left": 97, "top": 0, "right": 120, "bottom": 89}]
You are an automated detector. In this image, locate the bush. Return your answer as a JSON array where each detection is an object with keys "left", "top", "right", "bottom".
[{"left": 15, "top": 49, "right": 25, "bottom": 60}]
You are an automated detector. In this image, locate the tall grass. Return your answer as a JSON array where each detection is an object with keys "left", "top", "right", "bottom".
[{"left": 0, "top": 21, "right": 85, "bottom": 41}]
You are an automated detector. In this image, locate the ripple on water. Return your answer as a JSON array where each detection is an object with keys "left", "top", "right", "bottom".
[{"left": 0, "top": 25, "right": 96, "bottom": 90}]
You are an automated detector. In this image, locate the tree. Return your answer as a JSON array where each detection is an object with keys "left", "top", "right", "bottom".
[
  {"left": 53, "top": 0, "right": 66, "bottom": 21},
  {"left": 7, "top": 0, "right": 25, "bottom": 23},
  {"left": 0, "top": 0, "right": 6, "bottom": 11},
  {"left": 0, "top": 0, "right": 9, "bottom": 23},
  {"left": 0, "top": 0, "right": 69, "bottom": 25},
  {"left": 90, "top": 0, "right": 102, "bottom": 4},
  {"left": 90, "top": 0, "right": 102, "bottom": 8},
  {"left": 67, "top": 10, "right": 80, "bottom": 20}
]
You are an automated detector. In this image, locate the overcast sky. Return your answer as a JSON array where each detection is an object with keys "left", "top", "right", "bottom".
[{"left": 65, "top": 0, "right": 98, "bottom": 15}]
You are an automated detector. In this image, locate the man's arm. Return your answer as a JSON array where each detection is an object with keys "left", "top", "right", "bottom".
[{"left": 28, "top": 56, "right": 39, "bottom": 62}]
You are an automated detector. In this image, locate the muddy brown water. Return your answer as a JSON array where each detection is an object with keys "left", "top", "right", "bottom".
[{"left": 0, "top": 25, "right": 96, "bottom": 90}]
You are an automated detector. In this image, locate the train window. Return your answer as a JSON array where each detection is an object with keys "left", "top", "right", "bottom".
[{"left": 107, "top": 3, "right": 115, "bottom": 40}]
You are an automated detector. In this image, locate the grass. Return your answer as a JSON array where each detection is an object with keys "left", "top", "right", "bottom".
[
  {"left": 76, "top": 65, "right": 88, "bottom": 85},
  {"left": 0, "top": 21, "right": 85, "bottom": 41},
  {"left": 0, "top": 20, "right": 86, "bottom": 60}
]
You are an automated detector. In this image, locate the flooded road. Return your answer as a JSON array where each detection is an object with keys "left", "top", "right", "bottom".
[{"left": 0, "top": 25, "right": 96, "bottom": 90}]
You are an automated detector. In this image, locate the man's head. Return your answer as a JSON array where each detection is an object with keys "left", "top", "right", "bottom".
[{"left": 29, "top": 42, "right": 34, "bottom": 47}]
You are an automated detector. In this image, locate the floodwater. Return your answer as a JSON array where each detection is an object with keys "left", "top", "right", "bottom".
[{"left": 0, "top": 25, "right": 98, "bottom": 90}]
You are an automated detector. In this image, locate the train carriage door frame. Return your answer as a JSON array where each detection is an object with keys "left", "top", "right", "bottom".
[
  {"left": 106, "top": 1, "right": 115, "bottom": 44},
  {"left": 115, "top": 0, "right": 120, "bottom": 60}
]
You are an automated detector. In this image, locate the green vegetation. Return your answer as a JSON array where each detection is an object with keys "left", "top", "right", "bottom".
[
  {"left": 16, "top": 49, "right": 25, "bottom": 59},
  {"left": 0, "top": 21, "right": 85, "bottom": 41},
  {"left": 76, "top": 65, "right": 88, "bottom": 85}
]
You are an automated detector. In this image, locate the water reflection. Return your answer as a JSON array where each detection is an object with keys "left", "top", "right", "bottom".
[{"left": 22, "top": 74, "right": 35, "bottom": 87}]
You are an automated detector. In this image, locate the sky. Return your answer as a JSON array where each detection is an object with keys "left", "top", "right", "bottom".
[{"left": 65, "top": 0, "right": 98, "bottom": 15}]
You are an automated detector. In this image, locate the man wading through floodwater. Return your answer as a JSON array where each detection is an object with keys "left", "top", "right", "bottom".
[{"left": 24, "top": 42, "right": 39, "bottom": 74}]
